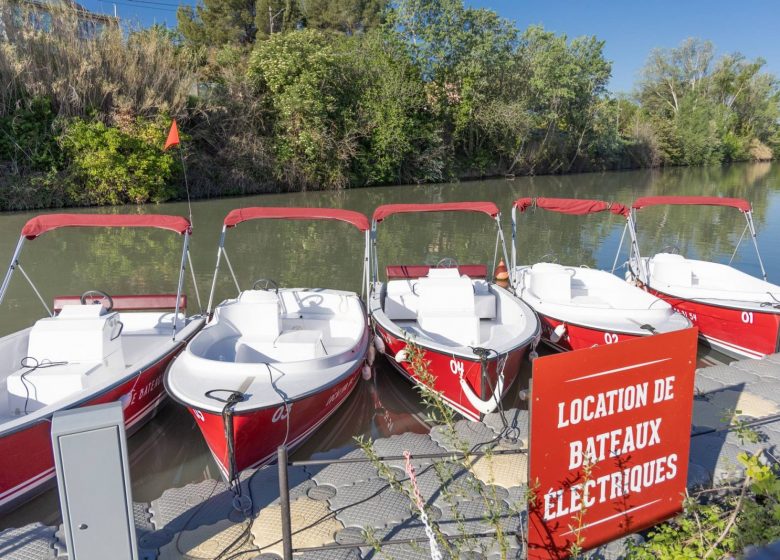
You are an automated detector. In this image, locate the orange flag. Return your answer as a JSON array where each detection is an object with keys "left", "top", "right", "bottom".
[{"left": 163, "top": 119, "right": 180, "bottom": 151}]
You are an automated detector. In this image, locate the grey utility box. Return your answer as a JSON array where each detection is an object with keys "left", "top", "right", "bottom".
[{"left": 51, "top": 402, "right": 138, "bottom": 560}]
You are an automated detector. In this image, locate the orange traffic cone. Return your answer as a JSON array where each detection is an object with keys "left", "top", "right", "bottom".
[{"left": 494, "top": 259, "right": 510, "bottom": 288}]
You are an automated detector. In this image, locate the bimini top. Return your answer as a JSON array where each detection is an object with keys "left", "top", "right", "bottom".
[
  {"left": 224, "top": 207, "right": 370, "bottom": 232},
  {"left": 632, "top": 196, "right": 752, "bottom": 213},
  {"left": 514, "top": 197, "right": 629, "bottom": 218},
  {"left": 21, "top": 214, "right": 192, "bottom": 240},
  {"left": 373, "top": 202, "right": 499, "bottom": 223}
]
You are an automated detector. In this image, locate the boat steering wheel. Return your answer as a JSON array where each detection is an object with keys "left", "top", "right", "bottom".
[
  {"left": 660, "top": 245, "right": 681, "bottom": 255},
  {"left": 80, "top": 289, "right": 114, "bottom": 312},
  {"left": 435, "top": 257, "right": 459, "bottom": 269},
  {"left": 252, "top": 278, "right": 279, "bottom": 293}
]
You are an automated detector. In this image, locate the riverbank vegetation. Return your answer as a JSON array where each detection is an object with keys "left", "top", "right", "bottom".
[{"left": 1, "top": 0, "right": 778, "bottom": 209}]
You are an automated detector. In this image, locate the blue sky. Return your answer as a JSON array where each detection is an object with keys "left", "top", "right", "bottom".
[{"left": 79, "top": 0, "right": 780, "bottom": 94}]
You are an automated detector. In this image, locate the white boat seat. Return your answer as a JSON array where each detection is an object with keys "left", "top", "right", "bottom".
[
  {"left": 651, "top": 253, "right": 692, "bottom": 287},
  {"left": 27, "top": 304, "right": 124, "bottom": 366},
  {"left": 218, "top": 290, "right": 281, "bottom": 340},
  {"left": 385, "top": 276, "right": 496, "bottom": 321},
  {"left": 528, "top": 263, "right": 572, "bottom": 303},
  {"left": 473, "top": 280, "right": 497, "bottom": 319},
  {"left": 385, "top": 280, "right": 419, "bottom": 320},
  {"left": 7, "top": 362, "right": 96, "bottom": 415},
  {"left": 417, "top": 270, "right": 481, "bottom": 346},
  {"left": 235, "top": 329, "right": 325, "bottom": 363}
]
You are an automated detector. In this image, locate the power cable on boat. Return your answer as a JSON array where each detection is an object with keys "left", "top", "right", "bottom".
[
  {"left": 204, "top": 386, "right": 253, "bottom": 513},
  {"left": 761, "top": 293, "right": 780, "bottom": 309},
  {"left": 210, "top": 366, "right": 293, "bottom": 560},
  {"left": 266, "top": 364, "right": 292, "bottom": 448},
  {"left": 18, "top": 356, "right": 68, "bottom": 415},
  {"left": 469, "top": 346, "right": 512, "bottom": 437}
]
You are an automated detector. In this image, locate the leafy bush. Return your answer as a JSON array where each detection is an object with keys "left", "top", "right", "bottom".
[
  {"left": 0, "top": 96, "right": 62, "bottom": 173},
  {"left": 248, "top": 29, "right": 353, "bottom": 189},
  {"left": 58, "top": 118, "right": 179, "bottom": 205}
]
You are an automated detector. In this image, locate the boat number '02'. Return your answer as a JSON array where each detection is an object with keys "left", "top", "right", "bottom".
[
  {"left": 271, "top": 403, "right": 293, "bottom": 423},
  {"left": 604, "top": 333, "right": 619, "bottom": 344},
  {"left": 449, "top": 359, "right": 465, "bottom": 376}
]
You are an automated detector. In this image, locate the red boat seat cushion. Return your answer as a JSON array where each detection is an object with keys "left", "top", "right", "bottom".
[
  {"left": 53, "top": 294, "right": 187, "bottom": 313},
  {"left": 386, "top": 264, "right": 487, "bottom": 280}
]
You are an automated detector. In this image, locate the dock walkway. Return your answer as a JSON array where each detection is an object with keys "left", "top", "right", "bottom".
[{"left": 3, "top": 354, "right": 780, "bottom": 560}]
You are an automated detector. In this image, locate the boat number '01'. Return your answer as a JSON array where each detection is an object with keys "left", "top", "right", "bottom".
[
  {"left": 604, "top": 333, "right": 619, "bottom": 344},
  {"left": 742, "top": 311, "right": 754, "bottom": 324},
  {"left": 272, "top": 403, "right": 292, "bottom": 423},
  {"left": 450, "top": 359, "right": 465, "bottom": 376}
]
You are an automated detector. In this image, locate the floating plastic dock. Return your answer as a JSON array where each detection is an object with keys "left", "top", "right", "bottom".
[{"left": 4, "top": 354, "right": 780, "bottom": 559}]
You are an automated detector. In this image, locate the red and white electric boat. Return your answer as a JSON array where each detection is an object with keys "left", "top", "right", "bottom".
[
  {"left": 627, "top": 196, "right": 780, "bottom": 359},
  {"left": 511, "top": 197, "right": 690, "bottom": 351},
  {"left": 0, "top": 214, "right": 204, "bottom": 512},
  {"left": 369, "top": 202, "right": 540, "bottom": 422},
  {"left": 165, "top": 208, "right": 370, "bottom": 481}
]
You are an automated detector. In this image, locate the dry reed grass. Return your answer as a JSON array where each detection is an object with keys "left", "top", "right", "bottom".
[{"left": 0, "top": 2, "right": 197, "bottom": 121}]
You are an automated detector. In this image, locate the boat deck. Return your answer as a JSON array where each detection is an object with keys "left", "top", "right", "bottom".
[{"left": 5, "top": 355, "right": 780, "bottom": 559}]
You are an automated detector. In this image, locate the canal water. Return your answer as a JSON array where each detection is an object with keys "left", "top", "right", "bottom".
[{"left": 0, "top": 162, "right": 777, "bottom": 528}]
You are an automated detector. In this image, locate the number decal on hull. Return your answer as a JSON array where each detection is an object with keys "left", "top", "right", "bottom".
[
  {"left": 272, "top": 403, "right": 292, "bottom": 423},
  {"left": 193, "top": 409, "right": 205, "bottom": 422},
  {"left": 742, "top": 311, "right": 754, "bottom": 324},
  {"left": 604, "top": 333, "right": 619, "bottom": 344},
  {"left": 450, "top": 359, "right": 464, "bottom": 376}
]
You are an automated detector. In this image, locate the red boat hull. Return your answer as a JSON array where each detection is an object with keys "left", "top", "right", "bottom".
[
  {"left": 536, "top": 314, "right": 644, "bottom": 352},
  {"left": 189, "top": 365, "right": 362, "bottom": 478},
  {"left": 647, "top": 286, "right": 780, "bottom": 359},
  {"left": 0, "top": 344, "right": 184, "bottom": 513},
  {"left": 373, "top": 323, "right": 526, "bottom": 421}
]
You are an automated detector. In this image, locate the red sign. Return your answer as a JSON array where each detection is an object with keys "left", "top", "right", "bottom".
[{"left": 527, "top": 328, "right": 698, "bottom": 559}]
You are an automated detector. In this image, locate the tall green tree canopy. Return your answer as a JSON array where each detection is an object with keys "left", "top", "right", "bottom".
[{"left": 178, "top": 0, "right": 387, "bottom": 45}]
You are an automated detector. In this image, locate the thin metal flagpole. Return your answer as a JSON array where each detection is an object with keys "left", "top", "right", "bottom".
[{"left": 178, "top": 144, "right": 193, "bottom": 227}]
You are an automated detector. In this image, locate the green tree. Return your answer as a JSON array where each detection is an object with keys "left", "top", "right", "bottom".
[
  {"left": 254, "top": 0, "right": 302, "bottom": 38},
  {"left": 516, "top": 26, "right": 612, "bottom": 173},
  {"left": 247, "top": 29, "right": 354, "bottom": 189},
  {"left": 300, "top": 0, "right": 386, "bottom": 33},
  {"left": 345, "top": 30, "right": 443, "bottom": 184},
  {"left": 177, "top": 0, "right": 258, "bottom": 46},
  {"left": 638, "top": 38, "right": 714, "bottom": 118},
  {"left": 637, "top": 37, "right": 780, "bottom": 164}
]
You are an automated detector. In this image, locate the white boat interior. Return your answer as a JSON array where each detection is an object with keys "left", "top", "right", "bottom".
[
  {"left": 515, "top": 263, "right": 690, "bottom": 334},
  {"left": 166, "top": 288, "right": 368, "bottom": 414},
  {"left": 371, "top": 268, "right": 538, "bottom": 355},
  {"left": 640, "top": 253, "right": 780, "bottom": 310},
  {"left": 0, "top": 304, "right": 196, "bottom": 429}
]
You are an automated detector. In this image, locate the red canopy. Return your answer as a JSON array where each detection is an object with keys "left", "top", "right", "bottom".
[
  {"left": 223, "top": 207, "right": 369, "bottom": 232},
  {"left": 373, "top": 202, "right": 500, "bottom": 223},
  {"left": 632, "top": 196, "right": 752, "bottom": 212},
  {"left": 21, "top": 214, "right": 192, "bottom": 240},
  {"left": 514, "top": 197, "right": 629, "bottom": 218}
]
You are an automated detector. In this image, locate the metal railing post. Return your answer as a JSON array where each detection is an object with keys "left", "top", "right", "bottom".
[{"left": 277, "top": 445, "right": 293, "bottom": 560}]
